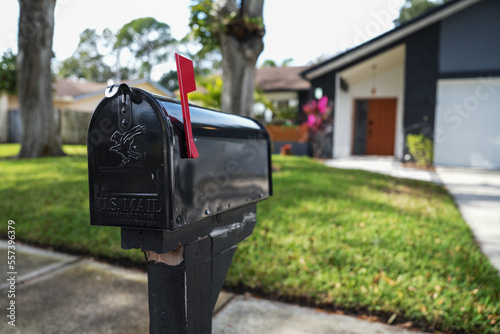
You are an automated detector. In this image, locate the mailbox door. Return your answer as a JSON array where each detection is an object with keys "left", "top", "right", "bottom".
[{"left": 88, "top": 87, "right": 172, "bottom": 230}]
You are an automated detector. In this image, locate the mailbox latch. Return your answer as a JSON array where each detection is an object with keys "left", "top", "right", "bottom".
[
  {"left": 105, "top": 83, "right": 133, "bottom": 132},
  {"left": 118, "top": 89, "right": 132, "bottom": 132}
]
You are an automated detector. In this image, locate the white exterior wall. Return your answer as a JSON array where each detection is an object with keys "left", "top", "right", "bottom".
[
  {"left": 333, "top": 64, "right": 405, "bottom": 159},
  {"left": 435, "top": 77, "right": 500, "bottom": 169},
  {"left": 0, "top": 94, "right": 8, "bottom": 143},
  {"left": 263, "top": 91, "right": 298, "bottom": 101},
  {"left": 334, "top": 72, "right": 351, "bottom": 157}
]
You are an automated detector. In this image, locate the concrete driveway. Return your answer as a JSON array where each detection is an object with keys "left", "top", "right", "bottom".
[{"left": 436, "top": 167, "right": 500, "bottom": 273}]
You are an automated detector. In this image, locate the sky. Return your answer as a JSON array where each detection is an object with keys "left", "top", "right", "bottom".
[{"left": 0, "top": 0, "right": 405, "bottom": 81}]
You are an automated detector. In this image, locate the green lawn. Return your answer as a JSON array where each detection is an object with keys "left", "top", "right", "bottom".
[
  {"left": 0, "top": 145, "right": 498, "bottom": 333},
  {"left": 0, "top": 143, "right": 87, "bottom": 158},
  {"left": 0, "top": 143, "right": 22, "bottom": 158}
]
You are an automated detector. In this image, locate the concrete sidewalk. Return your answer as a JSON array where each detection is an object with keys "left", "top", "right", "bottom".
[
  {"left": 436, "top": 167, "right": 500, "bottom": 273},
  {"left": 0, "top": 241, "right": 423, "bottom": 334},
  {"left": 325, "top": 156, "right": 441, "bottom": 184}
]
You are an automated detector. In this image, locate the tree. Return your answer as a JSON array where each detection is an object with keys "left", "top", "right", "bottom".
[
  {"left": 0, "top": 50, "right": 17, "bottom": 95},
  {"left": 17, "top": 0, "right": 64, "bottom": 157},
  {"left": 58, "top": 18, "right": 175, "bottom": 82},
  {"left": 189, "top": 0, "right": 265, "bottom": 117},
  {"left": 188, "top": 0, "right": 220, "bottom": 59},
  {"left": 158, "top": 70, "right": 179, "bottom": 93},
  {"left": 394, "top": 0, "right": 447, "bottom": 26},
  {"left": 260, "top": 58, "right": 293, "bottom": 68},
  {"left": 261, "top": 59, "right": 277, "bottom": 67},
  {"left": 280, "top": 58, "right": 294, "bottom": 67},
  {"left": 58, "top": 29, "right": 115, "bottom": 82},
  {"left": 114, "top": 17, "right": 175, "bottom": 78},
  {"left": 189, "top": 74, "right": 223, "bottom": 109}
]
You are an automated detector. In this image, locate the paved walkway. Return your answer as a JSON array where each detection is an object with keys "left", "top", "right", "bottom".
[
  {"left": 0, "top": 241, "right": 423, "bottom": 333},
  {"left": 436, "top": 167, "right": 500, "bottom": 273},
  {"left": 326, "top": 156, "right": 500, "bottom": 274},
  {"left": 325, "top": 156, "right": 441, "bottom": 184}
]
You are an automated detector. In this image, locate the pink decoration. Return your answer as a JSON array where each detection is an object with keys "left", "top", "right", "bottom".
[
  {"left": 308, "top": 114, "right": 316, "bottom": 126},
  {"left": 318, "top": 96, "right": 328, "bottom": 114}
]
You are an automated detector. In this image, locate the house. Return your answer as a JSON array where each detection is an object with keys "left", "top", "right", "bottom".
[
  {"left": 255, "top": 66, "right": 311, "bottom": 123},
  {"left": 0, "top": 77, "right": 174, "bottom": 144},
  {"left": 254, "top": 66, "right": 312, "bottom": 155},
  {"left": 301, "top": 0, "right": 500, "bottom": 169}
]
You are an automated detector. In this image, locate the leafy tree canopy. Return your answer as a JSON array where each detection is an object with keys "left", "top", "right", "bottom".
[
  {"left": 394, "top": 0, "right": 449, "bottom": 26},
  {"left": 261, "top": 58, "right": 294, "bottom": 68},
  {"left": 58, "top": 28, "right": 115, "bottom": 82},
  {"left": 158, "top": 70, "right": 179, "bottom": 93},
  {"left": 0, "top": 49, "right": 17, "bottom": 94},
  {"left": 188, "top": 0, "right": 265, "bottom": 116},
  {"left": 281, "top": 58, "right": 294, "bottom": 67},
  {"left": 261, "top": 59, "right": 277, "bottom": 68},
  {"left": 189, "top": 74, "right": 222, "bottom": 110},
  {"left": 188, "top": 0, "right": 264, "bottom": 63},
  {"left": 115, "top": 17, "right": 175, "bottom": 78},
  {"left": 188, "top": 0, "right": 220, "bottom": 60},
  {"left": 57, "top": 17, "right": 175, "bottom": 82}
]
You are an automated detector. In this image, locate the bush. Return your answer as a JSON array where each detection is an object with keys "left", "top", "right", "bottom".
[{"left": 406, "top": 134, "right": 433, "bottom": 166}]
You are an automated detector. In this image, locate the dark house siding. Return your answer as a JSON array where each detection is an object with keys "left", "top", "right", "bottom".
[
  {"left": 309, "top": 73, "right": 336, "bottom": 102},
  {"left": 296, "top": 90, "right": 309, "bottom": 124},
  {"left": 439, "top": 0, "right": 500, "bottom": 76},
  {"left": 403, "top": 23, "right": 440, "bottom": 146}
]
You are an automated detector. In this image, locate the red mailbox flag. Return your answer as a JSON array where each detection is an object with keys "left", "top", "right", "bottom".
[{"left": 175, "top": 53, "right": 199, "bottom": 159}]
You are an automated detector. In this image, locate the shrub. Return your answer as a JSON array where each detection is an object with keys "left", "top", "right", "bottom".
[{"left": 406, "top": 133, "right": 433, "bottom": 166}]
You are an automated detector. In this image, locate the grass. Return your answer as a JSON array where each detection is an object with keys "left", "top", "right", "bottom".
[
  {"left": 0, "top": 143, "right": 87, "bottom": 158},
  {"left": 0, "top": 143, "right": 22, "bottom": 158},
  {"left": 0, "top": 144, "right": 143, "bottom": 264},
  {"left": 0, "top": 145, "right": 498, "bottom": 333}
]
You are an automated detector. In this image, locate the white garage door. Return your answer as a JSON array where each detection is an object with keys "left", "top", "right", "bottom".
[{"left": 434, "top": 77, "right": 500, "bottom": 169}]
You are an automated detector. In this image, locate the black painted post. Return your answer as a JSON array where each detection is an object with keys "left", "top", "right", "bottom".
[
  {"left": 147, "top": 237, "right": 213, "bottom": 334},
  {"left": 147, "top": 259, "right": 186, "bottom": 333}
]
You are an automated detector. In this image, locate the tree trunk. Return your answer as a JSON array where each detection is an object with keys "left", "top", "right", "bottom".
[
  {"left": 17, "top": 0, "right": 65, "bottom": 157},
  {"left": 217, "top": 0, "right": 265, "bottom": 117}
]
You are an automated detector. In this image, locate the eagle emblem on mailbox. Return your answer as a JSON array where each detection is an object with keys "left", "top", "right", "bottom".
[{"left": 109, "top": 125, "right": 146, "bottom": 164}]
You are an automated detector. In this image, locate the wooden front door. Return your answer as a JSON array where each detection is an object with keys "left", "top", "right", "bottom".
[{"left": 353, "top": 99, "right": 397, "bottom": 156}]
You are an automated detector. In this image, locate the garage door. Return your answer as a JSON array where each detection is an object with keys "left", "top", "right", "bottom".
[{"left": 434, "top": 77, "right": 500, "bottom": 169}]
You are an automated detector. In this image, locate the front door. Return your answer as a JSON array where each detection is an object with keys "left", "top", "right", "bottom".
[{"left": 353, "top": 99, "right": 396, "bottom": 156}]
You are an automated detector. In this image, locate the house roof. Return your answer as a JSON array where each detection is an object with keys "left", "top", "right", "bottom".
[
  {"left": 53, "top": 78, "right": 107, "bottom": 100},
  {"left": 301, "top": 0, "right": 482, "bottom": 80},
  {"left": 255, "top": 66, "right": 311, "bottom": 92},
  {"left": 53, "top": 77, "right": 175, "bottom": 101}
]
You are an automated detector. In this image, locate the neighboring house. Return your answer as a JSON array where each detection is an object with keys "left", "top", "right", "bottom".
[
  {"left": 301, "top": 0, "right": 500, "bottom": 169},
  {"left": 0, "top": 77, "right": 174, "bottom": 144},
  {"left": 255, "top": 66, "right": 311, "bottom": 123},
  {"left": 255, "top": 66, "right": 312, "bottom": 156}
]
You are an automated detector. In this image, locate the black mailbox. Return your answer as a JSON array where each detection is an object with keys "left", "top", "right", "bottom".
[
  {"left": 87, "top": 79, "right": 272, "bottom": 333},
  {"left": 88, "top": 83, "right": 271, "bottom": 232}
]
